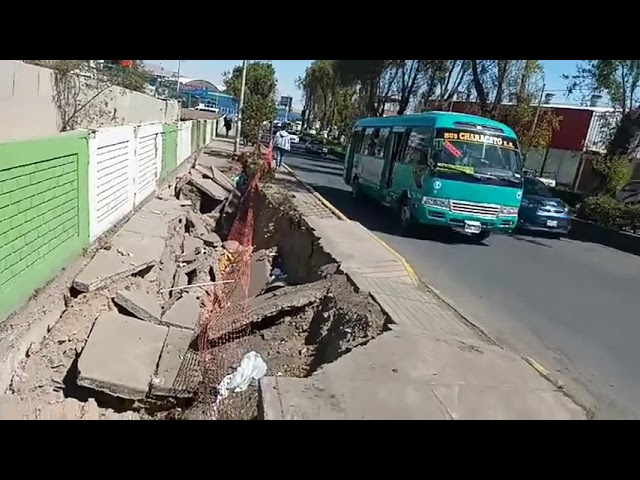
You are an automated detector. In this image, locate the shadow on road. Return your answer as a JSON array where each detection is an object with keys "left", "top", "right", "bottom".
[{"left": 310, "top": 183, "right": 489, "bottom": 247}]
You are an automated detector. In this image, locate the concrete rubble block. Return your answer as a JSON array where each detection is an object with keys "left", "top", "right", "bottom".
[
  {"left": 73, "top": 231, "right": 165, "bottom": 292},
  {"left": 77, "top": 312, "right": 169, "bottom": 400},
  {"left": 183, "top": 236, "right": 205, "bottom": 257},
  {"left": 201, "top": 232, "right": 222, "bottom": 248},
  {"left": 151, "top": 327, "right": 199, "bottom": 397},
  {"left": 114, "top": 289, "right": 162, "bottom": 325},
  {"left": 0, "top": 395, "right": 31, "bottom": 420},
  {"left": 187, "top": 211, "right": 209, "bottom": 238},
  {"left": 208, "top": 285, "right": 325, "bottom": 342},
  {"left": 38, "top": 398, "right": 84, "bottom": 420},
  {"left": 161, "top": 294, "right": 201, "bottom": 331},
  {"left": 194, "top": 161, "right": 236, "bottom": 192},
  {"left": 188, "top": 171, "right": 230, "bottom": 202}
]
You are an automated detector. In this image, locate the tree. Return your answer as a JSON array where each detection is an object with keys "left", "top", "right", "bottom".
[
  {"left": 565, "top": 61, "right": 640, "bottom": 157},
  {"left": 565, "top": 60, "right": 640, "bottom": 114},
  {"left": 224, "top": 61, "right": 277, "bottom": 146}
]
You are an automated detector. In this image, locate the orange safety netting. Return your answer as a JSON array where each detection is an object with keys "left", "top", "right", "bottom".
[{"left": 195, "top": 141, "right": 274, "bottom": 416}]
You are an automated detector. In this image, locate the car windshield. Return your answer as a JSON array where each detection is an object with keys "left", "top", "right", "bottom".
[
  {"left": 431, "top": 128, "right": 521, "bottom": 178},
  {"left": 523, "top": 178, "right": 554, "bottom": 197}
]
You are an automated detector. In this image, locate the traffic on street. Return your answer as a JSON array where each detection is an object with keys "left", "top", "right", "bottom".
[{"left": 283, "top": 147, "right": 640, "bottom": 419}]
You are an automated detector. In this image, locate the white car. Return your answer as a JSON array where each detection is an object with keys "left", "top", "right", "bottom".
[{"left": 287, "top": 131, "right": 300, "bottom": 144}]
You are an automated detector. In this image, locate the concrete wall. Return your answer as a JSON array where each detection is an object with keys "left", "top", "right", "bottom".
[
  {"left": 0, "top": 61, "right": 180, "bottom": 143},
  {"left": 0, "top": 118, "right": 212, "bottom": 322}
]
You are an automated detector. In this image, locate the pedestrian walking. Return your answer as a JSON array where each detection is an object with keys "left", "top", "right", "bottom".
[
  {"left": 223, "top": 116, "right": 232, "bottom": 138},
  {"left": 273, "top": 128, "right": 291, "bottom": 169}
]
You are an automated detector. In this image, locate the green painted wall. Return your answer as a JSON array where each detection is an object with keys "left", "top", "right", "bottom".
[
  {"left": 200, "top": 120, "right": 206, "bottom": 147},
  {"left": 161, "top": 124, "right": 178, "bottom": 180},
  {"left": 0, "top": 132, "right": 90, "bottom": 322}
]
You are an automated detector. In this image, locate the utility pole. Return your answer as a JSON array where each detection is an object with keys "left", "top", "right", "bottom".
[
  {"left": 234, "top": 60, "right": 248, "bottom": 154},
  {"left": 176, "top": 60, "right": 184, "bottom": 96}
]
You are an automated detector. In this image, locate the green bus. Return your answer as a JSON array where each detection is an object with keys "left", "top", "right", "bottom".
[{"left": 343, "top": 111, "right": 524, "bottom": 241}]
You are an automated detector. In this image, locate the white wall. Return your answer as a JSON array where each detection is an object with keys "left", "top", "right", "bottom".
[
  {"left": 88, "top": 122, "right": 164, "bottom": 240},
  {"left": 0, "top": 60, "right": 180, "bottom": 143},
  {"left": 177, "top": 121, "right": 193, "bottom": 165}
]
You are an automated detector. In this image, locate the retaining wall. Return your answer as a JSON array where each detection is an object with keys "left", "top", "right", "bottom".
[{"left": 0, "top": 118, "right": 216, "bottom": 322}]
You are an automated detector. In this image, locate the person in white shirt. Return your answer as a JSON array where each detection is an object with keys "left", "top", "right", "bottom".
[{"left": 273, "top": 129, "right": 291, "bottom": 169}]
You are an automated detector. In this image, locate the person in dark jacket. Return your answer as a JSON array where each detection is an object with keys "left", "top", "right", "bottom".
[{"left": 224, "top": 116, "right": 232, "bottom": 138}]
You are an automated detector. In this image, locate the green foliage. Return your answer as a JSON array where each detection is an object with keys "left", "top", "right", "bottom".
[
  {"left": 590, "top": 153, "right": 631, "bottom": 196},
  {"left": 224, "top": 62, "right": 277, "bottom": 145},
  {"left": 577, "top": 195, "right": 640, "bottom": 231},
  {"left": 564, "top": 60, "right": 640, "bottom": 113}
]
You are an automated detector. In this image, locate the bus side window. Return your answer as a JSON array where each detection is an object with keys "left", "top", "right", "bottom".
[
  {"left": 360, "top": 128, "right": 374, "bottom": 155},
  {"left": 391, "top": 129, "right": 410, "bottom": 163},
  {"left": 375, "top": 128, "right": 391, "bottom": 159},
  {"left": 404, "top": 127, "right": 434, "bottom": 166}
]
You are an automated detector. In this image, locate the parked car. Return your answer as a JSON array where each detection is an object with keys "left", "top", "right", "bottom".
[
  {"left": 517, "top": 177, "right": 572, "bottom": 236},
  {"left": 305, "top": 139, "right": 328, "bottom": 156},
  {"left": 616, "top": 180, "right": 640, "bottom": 205}
]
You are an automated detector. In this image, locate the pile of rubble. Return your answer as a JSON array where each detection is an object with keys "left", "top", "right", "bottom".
[{"left": 2, "top": 148, "right": 388, "bottom": 420}]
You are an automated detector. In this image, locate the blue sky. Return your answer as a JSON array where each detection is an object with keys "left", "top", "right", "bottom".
[{"left": 145, "top": 60, "right": 579, "bottom": 108}]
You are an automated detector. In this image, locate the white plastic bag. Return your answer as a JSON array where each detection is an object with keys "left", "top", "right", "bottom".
[{"left": 216, "top": 351, "right": 268, "bottom": 402}]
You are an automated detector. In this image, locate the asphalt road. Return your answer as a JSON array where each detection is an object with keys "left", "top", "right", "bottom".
[{"left": 284, "top": 148, "right": 640, "bottom": 419}]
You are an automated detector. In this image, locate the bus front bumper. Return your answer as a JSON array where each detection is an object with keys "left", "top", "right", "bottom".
[{"left": 414, "top": 206, "right": 517, "bottom": 233}]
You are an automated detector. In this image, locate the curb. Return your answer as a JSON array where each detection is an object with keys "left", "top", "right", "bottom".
[
  {"left": 282, "top": 164, "right": 419, "bottom": 286},
  {"left": 281, "top": 162, "right": 591, "bottom": 418}
]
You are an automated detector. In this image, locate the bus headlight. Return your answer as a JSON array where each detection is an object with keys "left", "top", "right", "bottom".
[
  {"left": 422, "top": 196, "right": 450, "bottom": 209},
  {"left": 500, "top": 206, "right": 519, "bottom": 216}
]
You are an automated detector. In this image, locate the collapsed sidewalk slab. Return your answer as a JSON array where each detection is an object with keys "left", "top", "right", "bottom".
[
  {"left": 260, "top": 327, "right": 585, "bottom": 420},
  {"left": 77, "top": 312, "right": 168, "bottom": 400},
  {"left": 73, "top": 231, "right": 166, "bottom": 292}
]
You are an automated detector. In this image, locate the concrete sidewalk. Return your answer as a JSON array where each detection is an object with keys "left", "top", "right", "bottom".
[{"left": 259, "top": 169, "right": 585, "bottom": 420}]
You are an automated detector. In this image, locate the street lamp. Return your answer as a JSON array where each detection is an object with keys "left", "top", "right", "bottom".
[{"left": 176, "top": 60, "right": 185, "bottom": 96}]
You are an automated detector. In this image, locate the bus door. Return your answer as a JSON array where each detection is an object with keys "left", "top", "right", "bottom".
[
  {"left": 380, "top": 126, "right": 409, "bottom": 202},
  {"left": 343, "top": 127, "right": 363, "bottom": 185}
]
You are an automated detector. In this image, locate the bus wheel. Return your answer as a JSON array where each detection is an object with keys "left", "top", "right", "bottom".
[{"left": 399, "top": 199, "right": 414, "bottom": 236}]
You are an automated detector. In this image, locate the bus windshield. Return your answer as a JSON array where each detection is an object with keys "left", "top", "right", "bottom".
[{"left": 433, "top": 128, "right": 522, "bottom": 181}]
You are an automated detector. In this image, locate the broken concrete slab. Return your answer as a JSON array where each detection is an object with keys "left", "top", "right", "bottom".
[
  {"left": 152, "top": 327, "right": 198, "bottom": 397},
  {"left": 161, "top": 294, "right": 201, "bottom": 331},
  {"left": 188, "top": 172, "right": 230, "bottom": 201},
  {"left": 207, "top": 284, "right": 325, "bottom": 342},
  {"left": 77, "top": 312, "right": 168, "bottom": 400},
  {"left": 0, "top": 395, "right": 31, "bottom": 420},
  {"left": 183, "top": 236, "right": 205, "bottom": 256},
  {"left": 193, "top": 162, "right": 236, "bottom": 193},
  {"left": 222, "top": 240, "right": 240, "bottom": 254},
  {"left": 73, "top": 231, "right": 165, "bottom": 292},
  {"left": 249, "top": 250, "right": 273, "bottom": 298},
  {"left": 187, "top": 211, "right": 209, "bottom": 238},
  {"left": 201, "top": 232, "right": 222, "bottom": 248},
  {"left": 114, "top": 290, "right": 162, "bottom": 325}
]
